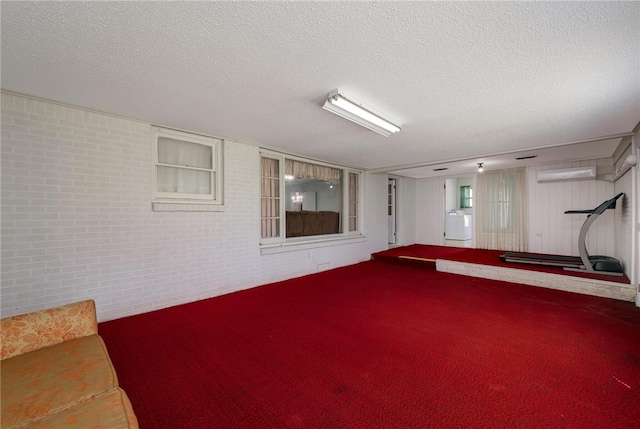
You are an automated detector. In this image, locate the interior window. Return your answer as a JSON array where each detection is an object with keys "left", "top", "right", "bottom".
[
  {"left": 260, "top": 152, "right": 361, "bottom": 245},
  {"left": 285, "top": 159, "right": 342, "bottom": 237},
  {"left": 460, "top": 185, "right": 473, "bottom": 209}
]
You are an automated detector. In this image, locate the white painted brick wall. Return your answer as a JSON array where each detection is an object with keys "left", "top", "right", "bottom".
[{"left": 1, "top": 93, "right": 388, "bottom": 321}]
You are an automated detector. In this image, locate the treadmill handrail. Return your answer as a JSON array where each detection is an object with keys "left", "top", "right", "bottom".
[
  {"left": 500, "top": 193, "right": 625, "bottom": 275},
  {"left": 566, "top": 193, "right": 624, "bottom": 272},
  {"left": 564, "top": 193, "right": 624, "bottom": 215}
]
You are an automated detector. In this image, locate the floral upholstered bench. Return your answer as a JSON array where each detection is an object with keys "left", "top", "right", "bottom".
[{"left": 1, "top": 300, "right": 138, "bottom": 428}]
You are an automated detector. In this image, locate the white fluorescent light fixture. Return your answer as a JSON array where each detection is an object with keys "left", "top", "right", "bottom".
[{"left": 323, "top": 90, "right": 401, "bottom": 136}]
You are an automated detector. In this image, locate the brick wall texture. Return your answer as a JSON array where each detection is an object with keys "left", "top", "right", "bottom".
[{"left": 1, "top": 93, "right": 387, "bottom": 321}]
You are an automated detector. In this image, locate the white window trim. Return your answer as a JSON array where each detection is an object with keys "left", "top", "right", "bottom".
[
  {"left": 151, "top": 127, "right": 224, "bottom": 210},
  {"left": 346, "top": 169, "right": 362, "bottom": 236},
  {"left": 260, "top": 150, "right": 363, "bottom": 247},
  {"left": 259, "top": 152, "right": 285, "bottom": 246},
  {"left": 260, "top": 235, "right": 367, "bottom": 255}
]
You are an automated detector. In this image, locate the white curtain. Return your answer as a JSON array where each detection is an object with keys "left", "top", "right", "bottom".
[
  {"left": 261, "top": 157, "right": 280, "bottom": 238},
  {"left": 157, "top": 137, "right": 212, "bottom": 194},
  {"left": 475, "top": 168, "right": 527, "bottom": 251},
  {"left": 285, "top": 159, "right": 342, "bottom": 182}
]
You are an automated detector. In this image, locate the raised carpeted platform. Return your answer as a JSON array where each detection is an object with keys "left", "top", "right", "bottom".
[{"left": 372, "top": 245, "right": 635, "bottom": 302}]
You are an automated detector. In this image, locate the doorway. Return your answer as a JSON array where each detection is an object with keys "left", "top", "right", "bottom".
[
  {"left": 444, "top": 177, "right": 474, "bottom": 247},
  {"left": 388, "top": 178, "right": 396, "bottom": 245}
]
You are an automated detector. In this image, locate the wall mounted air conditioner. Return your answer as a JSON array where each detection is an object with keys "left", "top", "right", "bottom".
[{"left": 536, "top": 166, "right": 597, "bottom": 183}]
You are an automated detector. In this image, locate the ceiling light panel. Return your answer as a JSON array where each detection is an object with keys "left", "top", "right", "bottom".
[{"left": 323, "top": 90, "right": 401, "bottom": 137}]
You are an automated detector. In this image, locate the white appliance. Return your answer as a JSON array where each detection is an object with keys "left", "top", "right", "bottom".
[
  {"left": 536, "top": 166, "right": 596, "bottom": 183},
  {"left": 445, "top": 214, "right": 472, "bottom": 240}
]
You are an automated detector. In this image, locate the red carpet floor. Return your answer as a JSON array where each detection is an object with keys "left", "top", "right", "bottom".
[
  {"left": 100, "top": 260, "right": 640, "bottom": 428},
  {"left": 372, "top": 244, "right": 631, "bottom": 284}
]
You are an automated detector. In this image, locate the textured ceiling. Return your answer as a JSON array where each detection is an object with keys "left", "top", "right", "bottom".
[{"left": 2, "top": 1, "right": 638, "bottom": 175}]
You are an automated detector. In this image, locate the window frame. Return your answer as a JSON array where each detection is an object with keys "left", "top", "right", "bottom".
[
  {"left": 460, "top": 185, "right": 473, "bottom": 209},
  {"left": 152, "top": 127, "right": 223, "bottom": 205},
  {"left": 347, "top": 171, "right": 360, "bottom": 232},
  {"left": 260, "top": 153, "right": 284, "bottom": 246},
  {"left": 260, "top": 150, "right": 363, "bottom": 246}
]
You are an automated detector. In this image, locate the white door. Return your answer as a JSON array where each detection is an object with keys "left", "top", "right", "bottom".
[{"left": 388, "top": 179, "right": 396, "bottom": 244}]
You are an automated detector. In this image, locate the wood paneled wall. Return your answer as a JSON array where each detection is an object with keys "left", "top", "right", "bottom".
[
  {"left": 526, "top": 159, "right": 615, "bottom": 257},
  {"left": 415, "top": 159, "right": 621, "bottom": 259}
]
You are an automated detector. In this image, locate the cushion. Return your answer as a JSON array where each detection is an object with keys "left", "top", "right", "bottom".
[
  {"left": 1, "top": 335, "right": 118, "bottom": 429},
  {"left": 302, "top": 211, "right": 325, "bottom": 235},
  {"left": 319, "top": 211, "right": 340, "bottom": 234},
  {"left": 1, "top": 300, "right": 98, "bottom": 360},
  {"left": 24, "top": 388, "right": 138, "bottom": 429},
  {"left": 286, "top": 211, "right": 304, "bottom": 237}
]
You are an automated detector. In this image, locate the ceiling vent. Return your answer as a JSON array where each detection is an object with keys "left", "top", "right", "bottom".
[{"left": 536, "top": 166, "right": 596, "bottom": 183}]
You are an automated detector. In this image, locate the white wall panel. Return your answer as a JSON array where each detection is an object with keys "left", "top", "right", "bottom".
[
  {"left": 614, "top": 132, "right": 639, "bottom": 301},
  {"left": 614, "top": 161, "right": 633, "bottom": 272},
  {"left": 391, "top": 175, "right": 417, "bottom": 247},
  {"left": 636, "top": 134, "right": 640, "bottom": 305},
  {"left": 402, "top": 177, "right": 417, "bottom": 246},
  {"left": 527, "top": 159, "right": 615, "bottom": 257},
  {"left": 415, "top": 176, "right": 445, "bottom": 245}
]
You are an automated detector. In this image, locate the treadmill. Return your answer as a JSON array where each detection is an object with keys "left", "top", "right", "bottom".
[{"left": 500, "top": 193, "right": 625, "bottom": 276}]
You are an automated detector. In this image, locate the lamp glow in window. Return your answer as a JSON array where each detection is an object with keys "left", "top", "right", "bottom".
[
  {"left": 291, "top": 192, "right": 303, "bottom": 211},
  {"left": 291, "top": 192, "right": 303, "bottom": 203}
]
